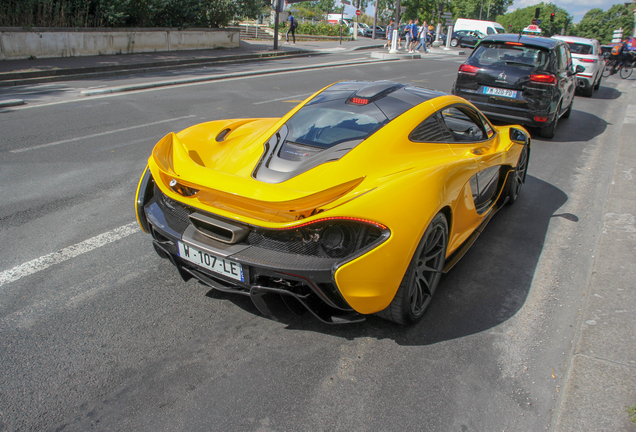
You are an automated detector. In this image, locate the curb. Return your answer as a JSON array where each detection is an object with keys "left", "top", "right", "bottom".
[
  {"left": 79, "top": 57, "right": 397, "bottom": 96},
  {"left": 0, "top": 99, "right": 25, "bottom": 108},
  {"left": 0, "top": 50, "right": 319, "bottom": 87}
]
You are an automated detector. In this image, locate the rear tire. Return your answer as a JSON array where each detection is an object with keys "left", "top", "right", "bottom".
[
  {"left": 594, "top": 75, "right": 602, "bottom": 90},
  {"left": 505, "top": 146, "right": 529, "bottom": 205},
  {"left": 563, "top": 99, "right": 574, "bottom": 117},
  {"left": 376, "top": 213, "right": 448, "bottom": 325},
  {"left": 540, "top": 106, "right": 559, "bottom": 139},
  {"left": 581, "top": 83, "right": 594, "bottom": 97}
]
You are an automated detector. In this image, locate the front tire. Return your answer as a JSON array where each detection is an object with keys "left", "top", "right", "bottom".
[
  {"left": 450, "top": 38, "right": 458, "bottom": 47},
  {"left": 376, "top": 213, "right": 448, "bottom": 325},
  {"left": 620, "top": 65, "right": 633, "bottom": 79}
]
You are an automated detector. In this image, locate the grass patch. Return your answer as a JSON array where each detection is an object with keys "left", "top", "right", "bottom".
[{"left": 628, "top": 404, "right": 636, "bottom": 424}]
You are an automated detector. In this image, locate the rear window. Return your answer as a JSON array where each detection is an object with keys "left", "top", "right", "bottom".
[
  {"left": 285, "top": 99, "right": 389, "bottom": 149},
  {"left": 566, "top": 42, "right": 593, "bottom": 55},
  {"left": 471, "top": 42, "right": 550, "bottom": 69}
]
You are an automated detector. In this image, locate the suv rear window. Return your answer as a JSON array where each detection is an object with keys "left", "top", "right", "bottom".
[
  {"left": 471, "top": 42, "right": 550, "bottom": 69},
  {"left": 566, "top": 42, "right": 593, "bottom": 55}
]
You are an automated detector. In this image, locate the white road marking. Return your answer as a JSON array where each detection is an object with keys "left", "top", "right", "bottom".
[
  {"left": 11, "top": 115, "right": 195, "bottom": 153},
  {"left": 254, "top": 92, "right": 314, "bottom": 105},
  {"left": 625, "top": 105, "right": 636, "bottom": 124},
  {"left": 0, "top": 222, "right": 140, "bottom": 288}
]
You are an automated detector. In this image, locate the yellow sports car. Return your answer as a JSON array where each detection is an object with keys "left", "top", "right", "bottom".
[{"left": 135, "top": 81, "right": 530, "bottom": 325}]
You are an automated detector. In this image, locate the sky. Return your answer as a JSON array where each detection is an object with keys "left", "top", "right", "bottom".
[{"left": 341, "top": 0, "right": 632, "bottom": 23}]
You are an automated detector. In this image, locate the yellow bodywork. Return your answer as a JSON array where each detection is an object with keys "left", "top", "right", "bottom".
[{"left": 139, "top": 87, "right": 527, "bottom": 315}]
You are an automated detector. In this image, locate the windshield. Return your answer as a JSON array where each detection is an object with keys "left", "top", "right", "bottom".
[
  {"left": 471, "top": 42, "right": 550, "bottom": 69},
  {"left": 567, "top": 42, "right": 593, "bottom": 55},
  {"left": 285, "top": 99, "right": 389, "bottom": 149}
]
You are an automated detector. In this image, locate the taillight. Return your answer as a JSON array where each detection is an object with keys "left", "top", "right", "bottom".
[
  {"left": 579, "top": 58, "right": 596, "bottom": 63},
  {"left": 459, "top": 64, "right": 479, "bottom": 76},
  {"left": 529, "top": 73, "right": 557, "bottom": 85}
]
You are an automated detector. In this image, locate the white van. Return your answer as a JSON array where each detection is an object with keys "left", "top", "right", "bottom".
[{"left": 454, "top": 18, "right": 506, "bottom": 36}]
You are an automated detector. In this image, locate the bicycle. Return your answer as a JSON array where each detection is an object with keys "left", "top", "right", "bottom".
[{"left": 602, "top": 52, "right": 635, "bottom": 79}]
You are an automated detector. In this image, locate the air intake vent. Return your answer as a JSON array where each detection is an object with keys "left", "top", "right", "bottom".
[{"left": 189, "top": 213, "right": 250, "bottom": 244}]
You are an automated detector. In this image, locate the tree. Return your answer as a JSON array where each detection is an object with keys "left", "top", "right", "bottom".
[
  {"left": 571, "top": 3, "right": 635, "bottom": 44},
  {"left": 496, "top": 2, "right": 572, "bottom": 36}
]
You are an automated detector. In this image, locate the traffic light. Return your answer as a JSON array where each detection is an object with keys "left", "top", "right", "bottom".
[
  {"left": 439, "top": 3, "right": 444, "bottom": 14},
  {"left": 263, "top": 0, "right": 271, "bottom": 5},
  {"left": 550, "top": 12, "right": 555, "bottom": 22},
  {"left": 535, "top": 8, "right": 540, "bottom": 18}
]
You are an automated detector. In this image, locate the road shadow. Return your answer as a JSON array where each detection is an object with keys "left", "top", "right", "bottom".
[
  {"left": 529, "top": 109, "right": 609, "bottom": 143},
  {"left": 205, "top": 175, "right": 570, "bottom": 346},
  {"left": 579, "top": 84, "right": 621, "bottom": 100}
]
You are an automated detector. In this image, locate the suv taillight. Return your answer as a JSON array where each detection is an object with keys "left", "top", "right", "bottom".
[
  {"left": 459, "top": 64, "right": 479, "bottom": 76},
  {"left": 529, "top": 73, "right": 557, "bottom": 85}
]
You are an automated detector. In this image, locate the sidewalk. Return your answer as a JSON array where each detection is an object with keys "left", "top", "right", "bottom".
[
  {"left": 552, "top": 80, "right": 636, "bottom": 431},
  {"left": 0, "top": 38, "right": 464, "bottom": 87}
]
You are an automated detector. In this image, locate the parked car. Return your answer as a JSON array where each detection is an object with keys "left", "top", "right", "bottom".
[
  {"left": 136, "top": 80, "right": 530, "bottom": 325},
  {"left": 349, "top": 22, "right": 369, "bottom": 37},
  {"left": 451, "top": 34, "right": 584, "bottom": 139},
  {"left": 450, "top": 30, "right": 485, "bottom": 48},
  {"left": 552, "top": 35, "right": 604, "bottom": 97},
  {"left": 363, "top": 25, "right": 385, "bottom": 39},
  {"left": 454, "top": 18, "right": 506, "bottom": 36}
]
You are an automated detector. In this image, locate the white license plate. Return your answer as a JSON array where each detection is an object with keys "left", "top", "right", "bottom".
[
  {"left": 178, "top": 241, "right": 244, "bottom": 282},
  {"left": 483, "top": 87, "right": 517, "bottom": 98}
]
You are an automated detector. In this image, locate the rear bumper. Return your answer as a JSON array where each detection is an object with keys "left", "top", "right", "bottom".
[
  {"left": 454, "top": 90, "right": 557, "bottom": 127},
  {"left": 142, "top": 190, "right": 368, "bottom": 324}
]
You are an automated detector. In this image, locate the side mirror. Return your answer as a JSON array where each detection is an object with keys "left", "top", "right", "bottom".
[
  {"left": 575, "top": 65, "right": 585, "bottom": 74},
  {"left": 510, "top": 127, "right": 529, "bottom": 145}
]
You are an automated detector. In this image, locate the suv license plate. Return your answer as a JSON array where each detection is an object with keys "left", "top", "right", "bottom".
[
  {"left": 178, "top": 241, "right": 244, "bottom": 282},
  {"left": 483, "top": 87, "right": 517, "bottom": 98}
]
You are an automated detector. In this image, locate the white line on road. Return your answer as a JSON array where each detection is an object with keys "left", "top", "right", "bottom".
[
  {"left": 254, "top": 92, "right": 315, "bottom": 105},
  {"left": 10, "top": 115, "right": 196, "bottom": 153},
  {"left": 0, "top": 222, "right": 140, "bottom": 288}
]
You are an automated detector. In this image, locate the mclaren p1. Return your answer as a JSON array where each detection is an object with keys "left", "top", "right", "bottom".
[{"left": 135, "top": 81, "right": 530, "bottom": 325}]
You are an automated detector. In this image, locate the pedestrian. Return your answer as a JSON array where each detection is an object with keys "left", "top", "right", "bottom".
[
  {"left": 405, "top": 19, "right": 413, "bottom": 50},
  {"left": 385, "top": 20, "right": 394, "bottom": 49},
  {"left": 415, "top": 20, "right": 428, "bottom": 53},
  {"left": 409, "top": 19, "right": 419, "bottom": 52},
  {"left": 285, "top": 12, "right": 297, "bottom": 45}
]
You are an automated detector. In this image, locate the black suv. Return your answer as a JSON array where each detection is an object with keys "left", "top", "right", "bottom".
[{"left": 451, "top": 34, "right": 584, "bottom": 139}]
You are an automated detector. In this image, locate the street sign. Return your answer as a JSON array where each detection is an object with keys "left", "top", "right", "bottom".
[
  {"left": 445, "top": 20, "right": 454, "bottom": 26},
  {"left": 537, "top": 19, "right": 542, "bottom": 25},
  {"left": 341, "top": 0, "right": 351, "bottom": 4},
  {"left": 441, "top": 13, "right": 452, "bottom": 18},
  {"left": 355, "top": 9, "right": 361, "bottom": 15},
  {"left": 531, "top": 18, "right": 537, "bottom": 24}
]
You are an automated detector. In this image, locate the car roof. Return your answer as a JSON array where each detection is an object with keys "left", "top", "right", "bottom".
[
  {"left": 481, "top": 33, "right": 562, "bottom": 49},
  {"left": 551, "top": 35, "right": 598, "bottom": 45}
]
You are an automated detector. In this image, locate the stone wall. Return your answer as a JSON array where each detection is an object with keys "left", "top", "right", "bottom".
[{"left": 0, "top": 28, "right": 239, "bottom": 60}]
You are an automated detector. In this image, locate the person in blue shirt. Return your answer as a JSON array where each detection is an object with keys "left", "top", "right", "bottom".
[
  {"left": 286, "top": 12, "right": 297, "bottom": 45},
  {"left": 408, "top": 19, "right": 419, "bottom": 53}
]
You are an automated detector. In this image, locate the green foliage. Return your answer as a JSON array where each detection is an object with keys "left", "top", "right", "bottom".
[
  {"left": 277, "top": 20, "right": 343, "bottom": 36},
  {"left": 628, "top": 404, "right": 636, "bottom": 424},
  {"left": 0, "top": 0, "right": 263, "bottom": 28},
  {"left": 570, "top": 3, "right": 635, "bottom": 44},
  {"left": 379, "top": 0, "right": 512, "bottom": 26},
  {"left": 496, "top": 2, "right": 572, "bottom": 36}
]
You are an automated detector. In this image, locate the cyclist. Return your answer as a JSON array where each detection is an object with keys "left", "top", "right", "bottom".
[{"left": 610, "top": 37, "right": 630, "bottom": 74}]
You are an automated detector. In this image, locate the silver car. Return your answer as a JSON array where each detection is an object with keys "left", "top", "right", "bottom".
[{"left": 552, "top": 35, "right": 604, "bottom": 97}]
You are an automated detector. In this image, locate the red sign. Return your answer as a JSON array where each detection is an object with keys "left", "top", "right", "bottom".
[
  {"left": 355, "top": 9, "right": 361, "bottom": 16},
  {"left": 531, "top": 18, "right": 537, "bottom": 24}
]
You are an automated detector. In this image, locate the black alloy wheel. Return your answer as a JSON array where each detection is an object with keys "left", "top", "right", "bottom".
[
  {"left": 377, "top": 213, "right": 448, "bottom": 324},
  {"left": 506, "top": 146, "right": 529, "bottom": 205}
]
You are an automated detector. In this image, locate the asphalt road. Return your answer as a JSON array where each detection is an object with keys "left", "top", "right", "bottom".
[{"left": 0, "top": 52, "right": 633, "bottom": 431}]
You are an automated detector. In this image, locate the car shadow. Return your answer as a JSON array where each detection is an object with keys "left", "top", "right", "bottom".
[
  {"left": 206, "top": 175, "right": 570, "bottom": 346},
  {"left": 584, "top": 84, "right": 621, "bottom": 100},
  {"left": 527, "top": 109, "right": 609, "bottom": 143}
]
